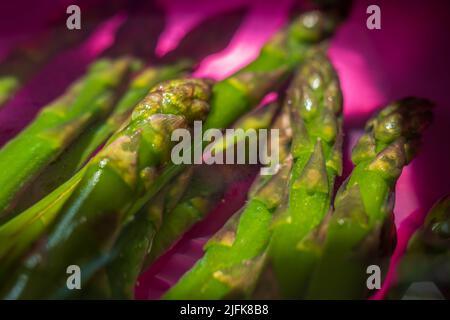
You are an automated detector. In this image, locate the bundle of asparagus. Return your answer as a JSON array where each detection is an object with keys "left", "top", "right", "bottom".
[
  {"left": 88, "top": 103, "right": 278, "bottom": 299},
  {"left": 300, "top": 98, "right": 433, "bottom": 299},
  {"left": 2, "top": 78, "right": 213, "bottom": 299},
  {"left": 0, "top": 2, "right": 443, "bottom": 301},
  {"left": 163, "top": 61, "right": 435, "bottom": 300},
  {"left": 164, "top": 45, "right": 343, "bottom": 299},
  {"left": 12, "top": 60, "right": 192, "bottom": 214},
  {"left": 164, "top": 101, "right": 293, "bottom": 300},
  {"left": 0, "top": 8, "right": 336, "bottom": 298}
]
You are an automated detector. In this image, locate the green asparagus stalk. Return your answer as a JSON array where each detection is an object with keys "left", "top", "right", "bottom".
[
  {"left": 164, "top": 105, "right": 292, "bottom": 300},
  {"left": 389, "top": 195, "right": 450, "bottom": 299},
  {"left": 268, "top": 47, "right": 343, "bottom": 299},
  {"left": 95, "top": 103, "right": 278, "bottom": 299},
  {"left": 0, "top": 57, "right": 137, "bottom": 220},
  {"left": 1, "top": 78, "right": 212, "bottom": 299},
  {"left": 303, "top": 97, "right": 433, "bottom": 299},
  {"left": 13, "top": 61, "right": 191, "bottom": 213}
]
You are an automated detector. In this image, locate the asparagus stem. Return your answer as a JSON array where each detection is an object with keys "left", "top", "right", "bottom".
[
  {"left": 389, "top": 195, "right": 450, "bottom": 299},
  {"left": 304, "top": 97, "right": 433, "bottom": 299},
  {"left": 88, "top": 9, "right": 343, "bottom": 299},
  {"left": 268, "top": 47, "right": 344, "bottom": 298},
  {"left": 164, "top": 105, "right": 292, "bottom": 300},
  {"left": 13, "top": 61, "right": 191, "bottom": 213},
  {"left": 0, "top": 57, "right": 137, "bottom": 220},
  {"left": 1, "top": 78, "right": 212, "bottom": 299}
]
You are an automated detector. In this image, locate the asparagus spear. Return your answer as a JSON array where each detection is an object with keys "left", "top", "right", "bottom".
[
  {"left": 389, "top": 195, "right": 450, "bottom": 299},
  {"left": 303, "top": 97, "right": 433, "bottom": 299},
  {"left": 1, "top": 78, "right": 212, "bottom": 299},
  {"left": 0, "top": 57, "right": 137, "bottom": 220},
  {"left": 164, "top": 105, "right": 292, "bottom": 300},
  {"left": 95, "top": 103, "right": 278, "bottom": 299},
  {"left": 268, "top": 47, "right": 343, "bottom": 299},
  {"left": 13, "top": 61, "right": 191, "bottom": 213},
  {"left": 155, "top": 11, "right": 348, "bottom": 290}
]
